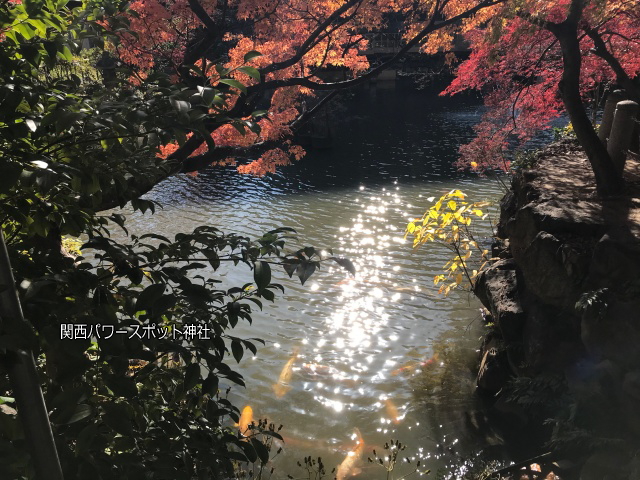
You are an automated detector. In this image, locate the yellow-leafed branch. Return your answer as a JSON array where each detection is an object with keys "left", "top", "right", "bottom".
[{"left": 405, "top": 189, "right": 492, "bottom": 296}]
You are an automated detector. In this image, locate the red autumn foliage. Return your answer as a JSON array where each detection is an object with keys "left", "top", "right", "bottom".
[
  {"left": 105, "top": 0, "right": 504, "bottom": 175},
  {"left": 112, "top": 0, "right": 640, "bottom": 190},
  {"left": 443, "top": 0, "right": 640, "bottom": 174}
]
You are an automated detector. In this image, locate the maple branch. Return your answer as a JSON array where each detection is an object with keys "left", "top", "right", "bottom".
[
  {"left": 290, "top": 90, "right": 340, "bottom": 131},
  {"left": 516, "top": 10, "right": 554, "bottom": 31},
  {"left": 187, "top": 0, "right": 217, "bottom": 31},
  {"left": 180, "top": 144, "right": 271, "bottom": 173},
  {"left": 179, "top": 90, "right": 342, "bottom": 173},
  {"left": 584, "top": 25, "right": 640, "bottom": 102},
  {"left": 261, "top": 0, "right": 362, "bottom": 75},
  {"left": 259, "top": 0, "right": 506, "bottom": 91}
]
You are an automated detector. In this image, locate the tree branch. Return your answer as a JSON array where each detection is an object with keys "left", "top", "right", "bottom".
[
  {"left": 584, "top": 25, "right": 640, "bottom": 102},
  {"left": 257, "top": 0, "right": 506, "bottom": 92},
  {"left": 180, "top": 90, "right": 342, "bottom": 173},
  {"left": 260, "top": 0, "right": 362, "bottom": 75},
  {"left": 187, "top": 0, "right": 217, "bottom": 31}
]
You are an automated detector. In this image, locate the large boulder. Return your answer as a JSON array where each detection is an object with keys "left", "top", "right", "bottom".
[{"left": 474, "top": 259, "right": 525, "bottom": 345}]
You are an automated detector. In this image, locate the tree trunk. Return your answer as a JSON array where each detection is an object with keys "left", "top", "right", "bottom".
[{"left": 550, "top": 22, "right": 624, "bottom": 196}]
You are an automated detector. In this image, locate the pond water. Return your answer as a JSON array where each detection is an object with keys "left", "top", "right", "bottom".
[{"left": 118, "top": 82, "right": 509, "bottom": 477}]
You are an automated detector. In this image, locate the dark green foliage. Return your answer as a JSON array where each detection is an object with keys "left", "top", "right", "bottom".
[{"left": 0, "top": 1, "right": 354, "bottom": 478}]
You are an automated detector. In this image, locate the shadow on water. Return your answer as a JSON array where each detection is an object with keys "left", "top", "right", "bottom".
[{"left": 147, "top": 84, "right": 484, "bottom": 207}]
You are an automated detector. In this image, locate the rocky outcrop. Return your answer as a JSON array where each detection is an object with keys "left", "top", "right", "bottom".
[{"left": 474, "top": 141, "right": 640, "bottom": 478}]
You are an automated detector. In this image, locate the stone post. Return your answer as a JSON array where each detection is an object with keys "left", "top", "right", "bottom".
[
  {"left": 607, "top": 100, "right": 639, "bottom": 175},
  {"left": 598, "top": 90, "right": 626, "bottom": 143}
]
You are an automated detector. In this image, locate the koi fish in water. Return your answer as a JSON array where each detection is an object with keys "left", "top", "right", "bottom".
[
  {"left": 235, "top": 405, "right": 253, "bottom": 437},
  {"left": 336, "top": 428, "right": 365, "bottom": 480},
  {"left": 390, "top": 352, "right": 440, "bottom": 376},
  {"left": 273, "top": 347, "right": 300, "bottom": 398},
  {"left": 384, "top": 399, "right": 400, "bottom": 424}
]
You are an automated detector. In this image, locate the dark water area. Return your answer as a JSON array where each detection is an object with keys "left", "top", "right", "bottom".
[
  {"left": 116, "top": 81, "right": 531, "bottom": 478},
  {"left": 151, "top": 82, "right": 484, "bottom": 204}
]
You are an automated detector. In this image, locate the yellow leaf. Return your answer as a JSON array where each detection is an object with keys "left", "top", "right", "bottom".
[
  {"left": 448, "top": 200, "right": 457, "bottom": 211},
  {"left": 455, "top": 273, "right": 463, "bottom": 285}
]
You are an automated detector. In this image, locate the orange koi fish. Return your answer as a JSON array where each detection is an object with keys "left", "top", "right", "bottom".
[
  {"left": 336, "top": 428, "right": 365, "bottom": 480},
  {"left": 334, "top": 277, "right": 356, "bottom": 286},
  {"left": 273, "top": 347, "right": 300, "bottom": 398},
  {"left": 235, "top": 406, "right": 253, "bottom": 436},
  {"left": 384, "top": 399, "right": 400, "bottom": 424},
  {"left": 391, "top": 352, "right": 439, "bottom": 376}
]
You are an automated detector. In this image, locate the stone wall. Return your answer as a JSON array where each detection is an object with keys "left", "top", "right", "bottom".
[{"left": 473, "top": 140, "right": 640, "bottom": 478}]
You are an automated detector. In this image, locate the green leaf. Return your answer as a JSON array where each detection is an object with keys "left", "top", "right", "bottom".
[
  {"left": 205, "top": 250, "right": 220, "bottom": 269},
  {"left": 218, "top": 78, "right": 247, "bottom": 94},
  {"left": 238, "top": 66, "right": 260, "bottom": 80},
  {"left": 227, "top": 301, "right": 241, "bottom": 327},
  {"left": 170, "top": 96, "right": 190, "bottom": 114},
  {"left": 0, "top": 162, "right": 22, "bottom": 194},
  {"left": 243, "top": 50, "right": 262, "bottom": 63},
  {"left": 231, "top": 339, "right": 243, "bottom": 363},
  {"left": 258, "top": 288, "right": 273, "bottom": 301},
  {"left": 136, "top": 283, "right": 166, "bottom": 311},
  {"left": 332, "top": 257, "right": 356, "bottom": 276},
  {"left": 184, "top": 363, "right": 201, "bottom": 391},
  {"left": 202, "top": 373, "right": 219, "bottom": 396},
  {"left": 201, "top": 87, "right": 216, "bottom": 106},
  {"left": 25, "top": 118, "right": 37, "bottom": 132},
  {"left": 60, "top": 45, "right": 73, "bottom": 62},
  {"left": 76, "top": 423, "right": 98, "bottom": 454},
  {"left": 105, "top": 374, "right": 138, "bottom": 399},
  {"left": 297, "top": 262, "right": 316, "bottom": 285},
  {"left": 150, "top": 293, "right": 176, "bottom": 318},
  {"left": 56, "top": 111, "right": 84, "bottom": 133},
  {"left": 103, "top": 403, "right": 135, "bottom": 436},
  {"left": 65, "top": 404, "right": 92, "bottom": 425},
  {"left": 251, "top": 438, "right": 270, "bottom": 464},
  {"left": 254, "top": 261, "right": 271, "bottom": 291},
  {"left": 282, "top": 261, "right": 298, "bottom": 278},
  {"left": 239, "top": 441, "right": 257, "bottom": 463}
]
